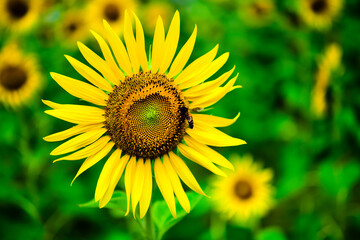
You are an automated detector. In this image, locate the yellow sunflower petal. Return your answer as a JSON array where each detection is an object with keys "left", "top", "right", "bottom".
[
  {"left": 184, "top": 135, "right": 233, "bottom": 170},
  {"left": 179, "top": 52, "right": 229, "bottom": 90},
  {"left": 183, "top": 66, "right": 235, "bottom": 98},
  {"left": 125, "top": 156, "right": 137, "bottom": 216},
  {"left": 163, "top": 154, "right": 190, "bottom": 213},
  {"left": 178, "top": 143, "right": 226, "bottom": 177},
  {"left": 90, "top": 30, "right": 124, "bottom": 84},
  {"left": 103, "top": 20, "right": 133, "bottom": 76},
  {"left": 167, "top": 25, "right": 197, "bottom": 78},
  {"left": 154, "top": 157, "right": 177, "bottom": 218},
  {"left": 131, "top": 158, "right": 145, "bottom": 218},
  {"left": 186, "top": 123, "right": 246, "bottom": 147},
  {"left": 151, "top": 16, "right": 165, "bottom": 73},
  {"left": 77, "top": 41, "right": 118, "bottom": 85},
  {"left": 159, "top": 11, "right": 180, "bottom": 74},
  {"left": 168, "top": 152, "right": 206, "bottom": 196},
  {"left": 133, "top": 12, "right": 148, "bottom": 71},
  {"left": 192, "top": 112, "right": 240, "bottom": 128},
  {"left": 50, "top": 72, "right": 108, "bottom": 106},
  {"left": 50, "top": 128, "right": 106, "bottom": 156},
  {"left": 139, "top": 160, "right": 152, "bottom": 219},
  {"left": 65, "top": 55, "right": 113, "bottom": 92},
  {"left": 174, "top": 44, "right": 218, "bottom": 85},
  {"left": 54, "top": 136, "right": 110, "bottom": 162},
  {"left": 99, "top": 154, "right": 130, "bottom": 208},
  {"left": 71, "top": 141, "right": 115, "bottom": 185},
  {"left": 124, "top": 11, "right": 140, "bottom": 74},
  {"left": 43, "top": 123, "right": 103, "bottom": 142},
  {"left": 95, "top": 148, "right": 122, "bottom": 201},
  {"left": 42, "top": 99, "right": 69, "bottom": 109}
]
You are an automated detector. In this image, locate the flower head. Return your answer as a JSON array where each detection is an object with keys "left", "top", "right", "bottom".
[{"left": 43, "top": 11, "right": 245, "bottom": 219}]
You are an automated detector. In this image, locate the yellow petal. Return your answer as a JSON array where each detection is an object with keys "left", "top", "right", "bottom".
[
  {"left": 133, "top": 12, "right": 148, "bottom": 71},
  {"left": 163, "top": 154, "right": 190, "bottom": 213},
  {"left": 178, "top": 143, "right": 226, "bottom": 177},
  {"left": 154, "top": 157, "right": 177, "bottom": 218},
  {"left": 168, "top": 25, "right": 197, "bottom": 78},
  {"left": 44, "top": 123, "right": 103, "bottom": 142},
  {"left": 103, "top": 20, "right": 133, "bottom": 76},
  {"left": 54, "top": 136, "right": 110, "bottom": 162},
  {"left": 124, "top": 11, "right": 140, "bottom": 74},
  {"left": 125, "top": 156, "right": 137, "bottom": 216},
  {"left": 174, "top": 44, "right": 218, "bottom": 85},
  {"left": 151, "top": 16, "right": 165, "bottom": 73},
  {"left": 50, "top": 128, "right": 106, "bottom": 156},
  {"left": 71, "top": 141, "right": 115, "bottom": 185},
  {"left": 139, "top": 159, "right": 152, "bottom": 219},
  {"left": 159, "top": 11, "right": 180, "bottom": 74},
  {"left": 42, "top": 99, "right": 70, "bottom": 109},
  {"left": 183, "top": 66, "right": 235, "bottom": 98},
  {"left": 183, "top": 135, "right": 233, "bottom": 170},
  {"left": 65, "top": 55, "right": 113, "bottom": 92},
  {"left": 179, "top": 52, "right": 229, "bottom": 90},
  {"left": 192, "top": 112, "right": 240, "bottom": 128},
  {"left": 77, "top": 41, "right": 118, "bottom": 85},
  {"left": 189, "top": 73, "right": 239, "bottom": 109},
  {"left": 90, "top": 30, "right": 124, "bottom": 84},
  {"left": 99, "top": 154, "right": 130, "bottom": 208},
  {"left": 44, "top": 104, "right": 105, "bottom": 125},
  {"left": 95, "top": 148, "right": 122, "bottom": 201},
  {"left": 50, "top": 72, "right": 108, "bottom": 106},
  {"left": 131, "top": 158, "right": 145, "bottom": 218},
  {"left": 186, "top": 122, "right": 246, "bottom": 147}
]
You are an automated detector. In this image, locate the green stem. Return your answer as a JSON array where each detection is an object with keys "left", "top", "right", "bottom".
[{"left": 144, "top": 206, "right": 155, "bottom": 240}]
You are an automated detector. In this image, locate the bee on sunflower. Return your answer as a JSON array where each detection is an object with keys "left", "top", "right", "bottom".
[{"left": 43, "top": 11, "right": 245, "bottom": 218}]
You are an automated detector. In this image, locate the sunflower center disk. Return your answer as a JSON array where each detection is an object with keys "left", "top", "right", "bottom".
[
  {"left": 0, "top": 65, "right": 27, "bottom": 91},
  {"left": 105, "top": 71, "right": 187, "bottom": 159},
  {"left": 104, "top": 4, "right": 120, "bottom": 22},
  {"left": 6, "top": 0, "right": 29, "bottom": 19},
  {"left": 234, "top": 180, "right": 253, "bottom": 200},
  {"left": 311, "top": 0, "right": 327, "bottom": 13}
]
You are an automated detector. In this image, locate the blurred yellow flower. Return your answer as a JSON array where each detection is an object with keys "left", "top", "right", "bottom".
[
  {"left": 0, "top": 43, "right": 42, "bottom": 108},
  {"left": 43, "top": 11, "right": 245, "bottom": 219},
  {"left": 211, "top": 154, "right": 274, "bottom": 222},
  {"left": 141, "top": 1, "right": 174, "bottom": 33},
  {"left": 0, "top": 0, "right": 44, "bottom": 32},
  {"left": 300, "top": 0, "right": 343, "bottom": 30}
]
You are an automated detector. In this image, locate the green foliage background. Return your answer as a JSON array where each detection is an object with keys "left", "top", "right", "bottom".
[{"left": 0, "top": 0, "right": 360, "bottom": 239}]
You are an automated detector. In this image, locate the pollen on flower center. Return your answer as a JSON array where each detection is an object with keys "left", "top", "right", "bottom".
[
  {"left": 0, "top": 65, "right": 27, "bottom": 91},
  {"left": 105, "top": 71, "right": 188, "bottom": 159},
  {"left": 6, "top": 0, "right": 29, "bottom": 19},
  {"left": 234, "top": 180, "right": 253, "bottom": 200},
  {"left": 311, "top": 0, "right": 328, "bottom": 13}
]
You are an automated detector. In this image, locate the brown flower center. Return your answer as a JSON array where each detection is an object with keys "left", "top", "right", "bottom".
[
  {"left": 6, "top": 0, "right": 29, "bottom": 20},
  {"left": 0, "top": 65, "right": 27, "bottom": 91},
  {"left": 105, "top": 71, "right": 187, "bottom": 159},
  {"left": 311, "top": 0, "right": 328, "bottom": 14},
  {"left": 234, "top": 180, "right": 253, "bottom": 200},
  {"left": 104, "top": 3, "right": 120, "bottom": 22}
]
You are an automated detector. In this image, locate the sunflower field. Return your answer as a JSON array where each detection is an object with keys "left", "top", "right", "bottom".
[{"left": 1, "top": 0, "right": 360, "bottom": 239}]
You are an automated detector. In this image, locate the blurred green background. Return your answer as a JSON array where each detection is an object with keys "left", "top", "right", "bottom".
[{"left": 1, "top": 0, "right": 360, "bottom": 239}]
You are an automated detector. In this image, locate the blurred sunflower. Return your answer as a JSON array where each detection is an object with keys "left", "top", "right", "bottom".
[
  {"left": 238, "top": 0, "right": 275, "bottom": 27},
  {"left": 140, "top": 1, "right": 174, "bottom": 33},
  {"left": 43, "top": 11, "right": 245, "bottom": 218},
  {"left": 0, "top": 43, "right": 41, "bottom": 108},
  {"left": 0, "top": 0, "right": 44, "bottom": 32},
  {"left": 211, "top": 154, "right": 274, "bottom": 222},
  {"left": 300, "top": 0, "right": 343, "bottom": 30},
  {"left": 87, "top": 0, "right": 137, "bottom": 35}
]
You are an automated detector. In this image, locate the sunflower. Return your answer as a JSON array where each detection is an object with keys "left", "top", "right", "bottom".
[
  {"left": 0, "top": 0, "right": 44, "bottom": 32},
  {"left": 140, "top": 1, "right": 174, "bottom": 34},
  {"left": 87, "top": 0, "right": 137, "bottom": 35},
  {"left": 300, "top": 0, "right": 343, "bottom": 30},
  {"left": 0, "top": 43, "right": 41, "bottom": 108},
  {"left": 238, "top": 0, "right": 275, "bottom": 27},
  {"left": 43, "top": 11, "right": 245, "bottom": 219},
  {"left": 211, "top": 154, "right": 274, "bottom": 222}
]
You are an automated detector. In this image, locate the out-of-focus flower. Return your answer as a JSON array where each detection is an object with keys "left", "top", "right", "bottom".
[
  {"left": 0, "top": 0, "right": 45, "bottom": 32},
  {"left": 0, "top": 43, "right": 42, "bottom": 108},
  {"left": 211, "top": 154, "right": 274, "bottom": 223},
  {"left": 140, "top": 1, "right": 174, "bottom": 34},
  {"left": 43, "top": 11, "right": 245, "bottom": 219},
  {"left": 237, "top": 0, "right": 275, "bottom": 27},
  {"left": 299, "top": 0, "right": 343, "bottom": 30}
]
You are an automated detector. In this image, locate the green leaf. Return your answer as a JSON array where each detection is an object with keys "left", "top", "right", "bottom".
[
  {"left": 151, "top": 191, "right": 203, "bottom": 239},
  {"left": 256, "top": 228, "right": 287, "bottom": 240}
]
